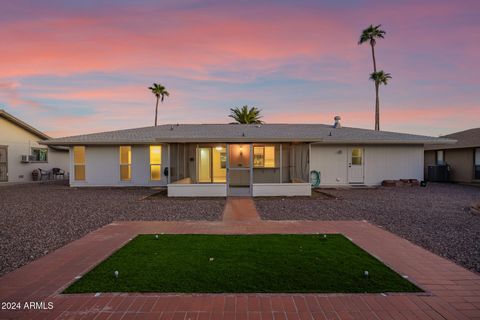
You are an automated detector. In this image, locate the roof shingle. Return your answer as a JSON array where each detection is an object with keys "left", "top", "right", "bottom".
[
  {"left": 40, "top": 123, "right": 454, "bottom": 146},
  {"left": 424, "top": 128, "right": 480, "bottom": 150}
]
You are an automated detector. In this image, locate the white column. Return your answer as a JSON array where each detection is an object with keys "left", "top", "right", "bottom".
[
  {"left": 279, "top": 144, "right": 283, "bottom": 183},
  {"left": 167, "top": 144, "right": 171, "bottom": 184}
]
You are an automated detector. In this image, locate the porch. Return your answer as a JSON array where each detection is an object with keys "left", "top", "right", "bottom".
[{"left": 167, "top": 143, "right": 311, "bottom": 197}]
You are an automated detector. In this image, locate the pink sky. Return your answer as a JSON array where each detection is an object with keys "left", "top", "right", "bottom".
[{"left": 0, "top": 0, "right": 479, "bottom": 137}]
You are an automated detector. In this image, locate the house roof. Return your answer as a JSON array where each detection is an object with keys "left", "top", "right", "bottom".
[
  {"left": 0, "top": 109, "right": 51, "bottom": 140},
  {"left": 424, "top": 128, "right": 480, "bottom": 150},
  {"left": 40, "top": 123, "right": 455, "bottom": 146}
]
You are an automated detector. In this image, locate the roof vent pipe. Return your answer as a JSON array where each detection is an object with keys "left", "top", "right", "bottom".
[{"left": 333, "top": 116, "right": 342, "bottom": 128}]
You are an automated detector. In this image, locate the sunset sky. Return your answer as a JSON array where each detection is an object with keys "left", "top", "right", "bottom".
[{"left": 1, "top": 0, "right": 479, "bottom": 137}]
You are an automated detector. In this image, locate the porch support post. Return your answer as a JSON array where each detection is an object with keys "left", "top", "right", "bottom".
[
  {"left": 226, "top": 144, "right": 230, "bottom": 195},
  {"left": 279, "top": 144, "right": 283, "bottom": 184},
  {"left": 167, "top": 144, "right": 171, "bottom": 184},
  {"left": 249, "top": 143, "right": 253, "bottom": 196},
  {"left": 308, "top": 143, "right": 312, "bottom": 184}
]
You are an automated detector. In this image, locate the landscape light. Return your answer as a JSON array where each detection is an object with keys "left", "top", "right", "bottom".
[{"left": 114, "top": 270, "right": 119, "bottom": 278}]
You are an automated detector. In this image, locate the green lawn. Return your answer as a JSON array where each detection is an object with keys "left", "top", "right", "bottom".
[{"left": 64, "top": 234, "right": 421, "bottom": 293}]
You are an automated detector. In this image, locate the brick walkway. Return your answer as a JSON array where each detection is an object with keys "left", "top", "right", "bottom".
[
  {"left": 222, "top": 197, "right": 261, "bottom": 222},
  {"left": 1, "top": 218, "right": 480, "bottom": 319}
]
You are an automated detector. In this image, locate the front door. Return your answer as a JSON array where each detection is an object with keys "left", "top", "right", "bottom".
[
  {"left": 0, "top": 146, "right": 8, "bottom": 182},
  {"left": 347, "top": 147, "right": 364, "bottom": 184},
  {"left": 197, "top": 146, "right": 227, "bottom": 183},
  {"left": 227, "top": 144, "right": 251, "bottom": 196}
]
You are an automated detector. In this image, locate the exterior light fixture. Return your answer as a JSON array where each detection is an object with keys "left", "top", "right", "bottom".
[
  {"left": 215, "top": 146, "right": 223, "bottom": 151},
  {"left": 114, "top": 270, "right": 119, "bottom": 278},
  {"left": 364, "top": 271, "right": 369, "bottom": 278}
]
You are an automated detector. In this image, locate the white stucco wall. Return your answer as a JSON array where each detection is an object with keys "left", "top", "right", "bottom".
[
  {"left": 310, "top": 145, "right": 349, "bottom": 186},
  {"left": 67, "top": 143, "right": 424, "bottom": 189},
  {"left": 0, "top": 117, "right": 69, "bottom": 182},
  {"left": 252, "top": 183, "right": 311, "bottom": 197},
  {"left": 167, "top": 184, "right": 227, "bottom": 197},
  {"left": 310, "top": 144, "right": 424, "bottom": 186},
  {"left": 69, "top": 145, "right": 168, "bottom": 187}
]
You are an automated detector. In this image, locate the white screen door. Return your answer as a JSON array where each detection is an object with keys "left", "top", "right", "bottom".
[{"left": 348, "top": 147, "right": 364, "bottom": 184}]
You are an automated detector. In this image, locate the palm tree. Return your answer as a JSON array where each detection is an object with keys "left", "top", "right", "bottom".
[
  {"left": 359, "top": 24, "right": 386, "bottom": 130},
  {"left": 229, "top": 105, "right": 264, "bottom": 124},
  {"left": 370, "top": 71, "right": 392, "bottom": 131},
  {"left": 148, "top": 83, "right": 170, "bottom": 126},
  {"left": 358, "top": 24, "right": 386, "bottom": 73}
]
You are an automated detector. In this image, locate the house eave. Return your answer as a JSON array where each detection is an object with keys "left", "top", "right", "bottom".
[{"left": 40, "top": 138, "right": 455, "bottom": 146}]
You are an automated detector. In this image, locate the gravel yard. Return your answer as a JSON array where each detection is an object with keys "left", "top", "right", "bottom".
[
  {"left": 256, "top": 183, "right": 480, "bottom": 273},
  {"left": 0, "top": 182, "right": 224, "bottom": 276}
]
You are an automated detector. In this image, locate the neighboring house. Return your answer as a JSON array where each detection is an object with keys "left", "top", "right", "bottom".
[
  {"left": 424, "top": 128, "right": 480, "bottom": 183},
  {"left": 41, "top": 117, "right": 453, "bottom": 197},
  {"left": 0, "top": 109, "right": 69, "bottom": 183}
]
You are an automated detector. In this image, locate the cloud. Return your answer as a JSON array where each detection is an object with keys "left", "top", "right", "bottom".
[{"left": 0, "top": 0, "right": 479, "bottom": 136}]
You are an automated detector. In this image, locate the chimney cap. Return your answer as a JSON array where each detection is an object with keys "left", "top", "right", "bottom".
[{"left": 334, "top": 115, "right": 341, "bottom": 120}]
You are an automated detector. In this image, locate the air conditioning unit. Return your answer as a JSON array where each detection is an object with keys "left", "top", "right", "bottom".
[{"left": 21, "top": 155, "right": 36, "bottom": 163}]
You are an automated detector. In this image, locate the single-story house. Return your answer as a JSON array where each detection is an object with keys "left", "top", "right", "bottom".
[
  {"left": 0, "top": 109, "right": 69, "bottom": 183},
  {"left": 41, "top": 117, "right": 453, "bottom": 196},
  {"left": 424, "top": 128, "right": 480, "bottom": 183}
]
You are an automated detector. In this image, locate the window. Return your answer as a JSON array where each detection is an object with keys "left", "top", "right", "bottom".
[
  {"left": 475, "top": 148, "right": 480, "bottom": 180},
  {"left": 73, "top": 146, "right": 85, "bottom": 181},
  {"left": 119, "top": 146, "right": 131, "bottom": 181},
  {"left": 253, "top": 146, "right": 275, "bottom": 168},
  {"left": 31, "top": 148, "right": 48, "bottom": 162},
  {"left": 436, "top": 150, "right": 445, "bottom": 165},
  {"left": 351, "top": 148, "right": 362, "bottom": 165},
  {"left": 150, "top": 146, "right": 162, "bottom": 180}
]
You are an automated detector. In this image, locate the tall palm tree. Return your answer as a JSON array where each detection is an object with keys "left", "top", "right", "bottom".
[
  {"left": 370, "top": 71, "right": 392, "bottom": 131},
  {"left": 358, "top": 24, "right": 386, "bottom": 73},
  {"left": 229, "top": 105, "right": 264, "bottom": 124},
  {"left": 148, "top": 83, "right": 169, "bottom": 126},
  {"left": 359, "top": 24, "right": 386, "bottom": 130}
]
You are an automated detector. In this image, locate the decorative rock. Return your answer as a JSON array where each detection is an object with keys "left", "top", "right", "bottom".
[
  {"left": 0, "top": 181, "right": 225, "bottom": 277},
  {"left": 255, "top": 183, "right": 480, "bottom": 273}
]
